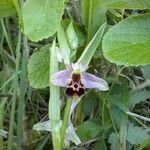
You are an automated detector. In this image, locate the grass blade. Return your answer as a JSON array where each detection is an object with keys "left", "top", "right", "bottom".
[{"left": 8, "top": 31, "right": 21, "bottom": 150}]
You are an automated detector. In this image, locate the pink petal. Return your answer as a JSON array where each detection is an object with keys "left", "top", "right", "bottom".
[
  {"left": 51, "top": 70, "right": 72, "bottom": 87},
  {"left": 81, "top": 72, "right": 109, "bottom": 91}
]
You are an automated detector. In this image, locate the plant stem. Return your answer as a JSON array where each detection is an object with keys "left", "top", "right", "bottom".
[
  {"left": 7, "top": 31, "right": 21, "bottom": 150},
  {"left": 17, "top": 36, "right": 28, "bottom": 150},
  {"left": 87, "top": 0, "right": 92, "bottom": 42},
  {"left": 76, "top": 100, "right": 82, "bottom": 125},
  {"left": 119, "top": 78, "right": 128, "bottom": 150},
  {"left": 0, "top": 55, "right": 7, "bottom": 150},
  {"left": 60, "top": 98, "right": 72, "bottom": 150}
]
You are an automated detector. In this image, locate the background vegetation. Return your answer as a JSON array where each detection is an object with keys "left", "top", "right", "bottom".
[{"left": 0, "top": 0, "right": 150, "bottom": 150}]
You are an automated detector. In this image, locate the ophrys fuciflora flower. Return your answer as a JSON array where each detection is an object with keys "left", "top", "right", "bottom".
[{"left": 51, "top": 63, "right": 109, "bottom": 97}]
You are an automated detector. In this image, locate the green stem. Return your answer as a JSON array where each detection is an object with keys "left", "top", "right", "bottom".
[
  {"left": 101, "top": 95, "right": 105, "bottom": 127},
  {"left": 87, "top": 0, "right": 92, "bottom": 42},
  {"left": 0, "top": 55, "right": 7, "bottom": 150},
  {"left": 8, "top": 31, "right": 21, "bottom": 150},
  {"left": 17, "top": 36, "right": 28, "bottom": 150},
  {"left": 60, "top": 99, "right": 72, "bottom": 150},
  {"left": 76, "top": 100, "right": 82, "bottom": 125},
  {"left": 119, "top": 78, "right": 128, "bottom": 150}
]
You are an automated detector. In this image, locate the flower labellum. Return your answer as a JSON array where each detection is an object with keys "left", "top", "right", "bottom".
[
  {"left": 65, "top": 73, "right": 85, "bottom": 97},
  {"left": 51, "top": 63, "right": 109, "bottom": 97}
]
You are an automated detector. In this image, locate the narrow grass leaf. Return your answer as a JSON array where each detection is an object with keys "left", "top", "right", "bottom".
[
  {"left": 82, "top": 0, "right": 107, "bottom": 39},
  {"left": 8, "top": 31, "right": 21, "bottom": 150}
]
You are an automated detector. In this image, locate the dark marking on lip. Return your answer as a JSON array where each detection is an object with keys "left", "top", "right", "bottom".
[{"left": 65, "top": 73, "right": 85, "bottom": 97}]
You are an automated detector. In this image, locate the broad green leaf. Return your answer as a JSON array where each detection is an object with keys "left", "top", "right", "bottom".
[
  {"left": 77, "top": 119, "right": 103, "bottom": 141},
  {"left": 82, "top": 0, "right": 107, "bottom": 39},
  {"left": 28, "top": 45, "right": 50, "bottom": 88},
  {"left": 22, "top": 0, "right": 64, "bottom": 42},
  {"left": 78, "top": 23, "right": 106, "bottom": 66},
  {"left": 92, "top": 139, "right": 107, "bottom": 150},
  {"left": 109, "top": 95, "right": 129, "bottom": 112},
  {"left": 143, "top": 65, "right": 150, "bottom": 79},
  {"left": 108, "top": 132, "right": 120, "bottom": 150},
  {"left": 127, "top": 123, "right": 150, "bottom": 145},
  {"left": 102, "top": 14, "right": 150, "bottom": 66},
  {"left": 102, "top": 0, "right": 150, "bottom": 9},
  {"left": 129, "top": 91, "right": 150, "bottom": 109},
  {"left": 83, "top": 91, "right": 98, "bottom": 116},
  {"left": 110, "top": 105, "right": 124, "bottom": 127},
  {"left": 0, "top": 0, "right": 16, "bottom": 17}
]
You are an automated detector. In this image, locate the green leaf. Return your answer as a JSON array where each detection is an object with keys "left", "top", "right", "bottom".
[
  {"left": 83, "top": 91, "right": 98, "bottom": 116},
  {"left": 143, "top": 65, "right": 150, "bottom": 79},
  {"left": 78, "top": 23, "right": 106, "bottom": 66},
  {"left": 22, "top": 0, "right": 64, "bottom": 42},
  {"left": 127, "top": 123, "right": 150, "bottom": 145},
  {"left": 110, "top": 105, "right": 124, "bottom": 127},
  {"left": 108, "top": 133, "right": 120, "bottom": 150},
  {"left": 77, "top": 119, "right": 103, "bottom": 141},
  {"left": 137, "top": 138, "right": 150, "bottom": 150},
  {"left": 57, "top": 24, "right": 70, "bottom": 64},
  {"left": 102, "top": 14, "right": 150, "bottom": 66},
  {"left": 49, "top": 39, "right": 61, "bottom": 149},
  {"left": 92, "top": 139, "right": 107, "bottom": 150},
  {"left": 102, "top": 0, "right": 150, "bottom": 9},
  {"left": 66, "top": 21, "right": 78, "bottom": 49},
  {"left": 129, "top": 91, "right": 150, "bottom": 109},
  {"left": 82, "top": 0, "right": 107, "bottom": 39},
  {"left": 0, "top": 0, "right": 16, "bottom": 17},
  {"left": 61, "top": 20, "right": 86, "bottom": 46},
  {"left": 28, "top": 45, "right": 50, "bottom": 89},
  {"left": 109, "top": 94, "right": 129, "bottom": 112}
]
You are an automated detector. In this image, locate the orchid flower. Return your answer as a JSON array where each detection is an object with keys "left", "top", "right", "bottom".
[
  {"left": 33, "top": 119, "right": 81, "bottom": 145},
  {"left": 33, "top": 99, "right": 82, "bottom": 146},
  {"left": 51, "top": 63, "right": 109, "bottom": 97}
]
